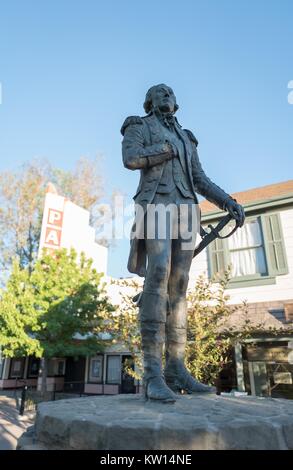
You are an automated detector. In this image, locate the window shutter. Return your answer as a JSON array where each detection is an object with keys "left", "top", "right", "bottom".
[
  {"left": 263, "top": 213, "right": 288, "bottom": 276},
  {"left": 208, "top": 237, "right": 227, "bottom": 276}
]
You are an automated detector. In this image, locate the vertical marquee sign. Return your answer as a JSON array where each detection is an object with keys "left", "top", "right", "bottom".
[
  {"left": 38, "top": 182, "right": 108, "bottom": 274},
  {"left": 38, "top": 184, "right": 65, "bottom": 255}
]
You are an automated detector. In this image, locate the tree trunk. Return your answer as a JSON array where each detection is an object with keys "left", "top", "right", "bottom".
[{"left": 40, "top": 357, "right": 48, "bottom": 396}]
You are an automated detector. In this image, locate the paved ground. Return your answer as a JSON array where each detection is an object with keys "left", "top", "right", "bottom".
[{"left": 0, "top": 391, "right": 35, "bottom": 450}]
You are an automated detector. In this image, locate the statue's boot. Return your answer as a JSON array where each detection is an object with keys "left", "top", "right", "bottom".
[
  {"left": 164, "top": 299, "right": 213, "bottom": 394},
  {"left": 140, "top": 292, "right": 177, "bottom": 403}
]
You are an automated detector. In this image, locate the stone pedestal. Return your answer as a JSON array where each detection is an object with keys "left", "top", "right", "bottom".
[{"left": 18, "top": 393, "right": 293, "bottom": 450}]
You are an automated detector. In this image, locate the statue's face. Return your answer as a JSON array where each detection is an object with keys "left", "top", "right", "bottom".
[{"left": 151, "top": 84, "right": 176, "bottom": 113}]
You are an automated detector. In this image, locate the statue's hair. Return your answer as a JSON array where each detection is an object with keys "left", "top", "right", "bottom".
[{"left": 143, "top": 84, "right": 179, "bottom": 114}]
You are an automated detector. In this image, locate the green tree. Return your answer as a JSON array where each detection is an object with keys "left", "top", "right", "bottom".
[
  {"left": 0, "top": 249, "right": 114, "bottom": 393},
  {"left": 185, "top": 271, "right": 233, "bottom": 385},
  {"left": 0, "top": 260, "right": 41, "bottom": 358}
]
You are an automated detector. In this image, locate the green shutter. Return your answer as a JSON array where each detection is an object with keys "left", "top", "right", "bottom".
[
  {"left": 263, "top": 213, "right": 288, "bottom": 276},
  {"left": 208, "top": 237, "right": 227, "bottom": 276}
]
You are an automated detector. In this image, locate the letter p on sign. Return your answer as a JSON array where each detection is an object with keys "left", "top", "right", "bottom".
[{"left": 48, "top": 209, "right": 63, "bottom": 227}]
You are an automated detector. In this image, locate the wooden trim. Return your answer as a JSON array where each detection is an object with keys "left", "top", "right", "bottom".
[
  {"left": 227, "top": 275, "right": 276, "bottom": 289},
  {"left": 234, "top": 343, "right": 245, "bottom": 392},
  {"left": 9, "top": 357, "right": 25, "bottom": 379},
  {"left": 87, "top": 354, "right": 104, "bottom": 384},
  {"left": 27, "top": 356, "right": 40, "bottom": 378},
  {"left": 242, "top": 337, "right": 293, "bottom": 343},
  {"left": 106, "top": 355, "right": 121, "bottom": 385}
]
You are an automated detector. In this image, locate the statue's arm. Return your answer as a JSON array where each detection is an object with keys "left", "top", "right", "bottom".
[
  {"left": 122, "top": 121, "right": 176, "bottom": 171},
  {"left": 191, "top": 145, "right": 231, "bottom": 210}
]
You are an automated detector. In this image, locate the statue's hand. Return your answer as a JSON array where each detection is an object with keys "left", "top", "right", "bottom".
[
  {"left": 224, "top": 198, "right": 245, "bottom": 227},
  {"left": 165, "top": 140, "right": 178, "bottom": 158}
]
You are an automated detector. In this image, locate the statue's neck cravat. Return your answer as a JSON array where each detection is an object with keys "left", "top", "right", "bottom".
[{"left": 154, "top": 109, "right": 176, "bottom": 130}]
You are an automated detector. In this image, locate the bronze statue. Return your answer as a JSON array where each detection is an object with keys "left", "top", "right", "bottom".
[{"left": 121, "top": 84, "right": 245, "bottom": 402}]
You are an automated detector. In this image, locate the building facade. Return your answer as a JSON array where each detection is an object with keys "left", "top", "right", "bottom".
[{"left": 189, "top": 180, "right": 293, "bottom": 398}]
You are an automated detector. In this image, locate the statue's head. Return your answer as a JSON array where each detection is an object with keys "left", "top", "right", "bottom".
[{"left": 143, "top": 84, "right": 179, "bottom": 114}]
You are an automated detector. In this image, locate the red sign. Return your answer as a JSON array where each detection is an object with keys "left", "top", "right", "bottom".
[
  {"left": 45, "top": 227, "right": 62, "bottom": 247},
  {"left": 47, "top": 209, "right": 63, "bottom": 228}
]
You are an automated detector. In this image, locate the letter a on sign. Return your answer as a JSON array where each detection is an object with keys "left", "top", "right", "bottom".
[
  {"left": 48, "top": 209, "right": 63, "bottom": 227},
  {"left": 45, "top": 228, "right": 61, "bottom": 246}
]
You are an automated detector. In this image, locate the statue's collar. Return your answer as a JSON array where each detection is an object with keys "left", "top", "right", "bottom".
[{"left": 150, "top": 109, "right": 181, "bottom": 130}]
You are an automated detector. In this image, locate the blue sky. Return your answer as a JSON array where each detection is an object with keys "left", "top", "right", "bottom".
[{"left": 0, "top": 0, "right": 292, "bottom": 277}]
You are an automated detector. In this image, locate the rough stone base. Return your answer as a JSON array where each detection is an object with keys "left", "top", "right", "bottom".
[{"left": 19, "top": 393, "right": 293, "bottom": 450}]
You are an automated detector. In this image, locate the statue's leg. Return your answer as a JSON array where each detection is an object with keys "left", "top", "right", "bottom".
[
  {"left": 141, "top": 237, "right": 177, "bottom": 402},
  {"left": 164, "top": 207, "right": 213, "bottom": 394}
]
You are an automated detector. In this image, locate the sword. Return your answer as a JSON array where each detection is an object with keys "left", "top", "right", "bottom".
[{"left": 193, "top": 213, "right": 240, "bottom": 258}]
